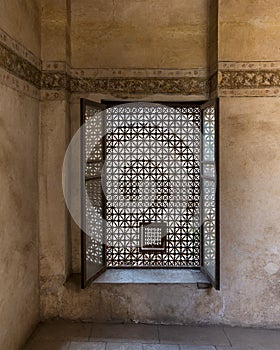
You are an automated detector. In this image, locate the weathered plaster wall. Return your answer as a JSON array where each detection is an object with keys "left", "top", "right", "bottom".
[
  {"left": 219, "top": 97, "right": 280, "bottom": 326},
  {"left": 39, "top": 0, "right": 72, "bottom": 319},
  {"left": 71, "top": 0, "right": 208, "bottom": 69},
  {"left": 39, "top": 99, "right": 71, "bottom": 307},
  {"left": 219, "top": 0, "right": 280, "bottom": 61},
  {"left": 0, "top": 87, "right": 40, "bottom": 350},
  {"left": 0, "top": 0, "right": 41, "bottom": 57},
  {"left": 39, "top": 0, "right": 280, "bottom": 329},
  {"left": 41, "top": 0, "right": 71, "bottom": 63},
  {"left": 44, "top": 96, "right": 280, "bottom": 328},
  {"left": 217, "top": 0, "right": 280, "bottom": 326},
  {"left": 208, "top": 0, "right": 218, "bottom": 71},
  {"left": 0, "top": 2, "right": 41, "bottom": 349}
]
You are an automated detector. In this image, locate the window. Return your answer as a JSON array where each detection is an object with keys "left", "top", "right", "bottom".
[{"left": 81, "top": 99, "right": 219, "bottom": 289}]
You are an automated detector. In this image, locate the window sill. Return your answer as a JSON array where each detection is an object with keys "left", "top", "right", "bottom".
[{"left": 92, "top": 268, "right": 211, "bottom": 287}]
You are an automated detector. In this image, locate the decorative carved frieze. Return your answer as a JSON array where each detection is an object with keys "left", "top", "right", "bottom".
[
  {"left": 0, "top": 42, "right": 41, "bottom": 89},
  {"left": 71, "top": 67, "right": 208, "bottom": 79},
  {"left": 70, "top": 76, "right": 207, "bottom": 95},
  {"left": 41, "top": 71, "right": 71, "bottom": 90},
  {"left": 217, "top": 61, "right": 280, "bottom": 96},
  {"left": 219, "top": 70, "right": 280, "bottom": 90}
]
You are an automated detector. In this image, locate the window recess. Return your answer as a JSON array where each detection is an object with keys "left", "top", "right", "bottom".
[{"left": 80, "top": 99, "right": 219, "bottom": 289}]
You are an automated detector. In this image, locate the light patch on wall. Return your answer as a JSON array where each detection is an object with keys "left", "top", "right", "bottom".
[
  {"left": 248, "top": 16, "right": 269, "bottom": 29},
  {"left": 264, "top": 262, "right": 279, "bottom": 275}
]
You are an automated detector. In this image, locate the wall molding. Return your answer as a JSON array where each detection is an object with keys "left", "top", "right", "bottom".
[
  {"left": 71, "top": 67, "right": 207, "bottom": 78},
  {"left": 218, "top": 61, "right": 280, "bottom": 97},
  {"left": 0, "top": 65, "right": 39, "bottom": 99},
  {"left": 218, "top": 61, "right": 280, "bottom": 70},
  {"left": 70, "top": 67, "right": 208, "bottom": 97},
  {"left": 40, "top": 89, "right": 71, "bottom": 101},
  {"left": 70, "top": 76, "right": 207, "bottom": 95},
  {"left": 219, "top": 70, "right": 280, "bottom": 96},
  {"left": 41, "top": 71, "right": 71, "bottom": 91},
  {"left": 0, "top": 40, "right": 41, "bottom": 89}
]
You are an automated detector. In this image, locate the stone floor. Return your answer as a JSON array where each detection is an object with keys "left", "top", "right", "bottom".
[{"left": 23, "top": 320, "right": 280, "bottom": 350}]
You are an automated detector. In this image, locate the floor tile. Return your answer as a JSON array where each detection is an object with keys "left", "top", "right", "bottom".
[
  {"left": 143, "top": 344, "right": 179, "bottom": 350},
  {"left": 33, "top": 320, "right": 92, "bottom": 341},
  {"left": 23, "top": 340, "right": 70, "bottom": 350},
  {"left": 158, "top": 326, "right": 229, "bottom": 346},
  {"left": 22, "top": 321, "right": 280, "bottom": 350},
  {"left": 224, "top": 326, "right": 280, "bottom": 350},
  {"left": 69, "top": 341, "right": 106, "bottom": 349},
  {"left": 180, "top": 346, "right": 216, "bottom": 350},
  {"left": 216, "top": 346, "right": 253, "bottom": 350},
  {"left": 90, "top": 324, "right": 158, "bottom": 343},
  {"left": 106, "top": 342, "right": 143, "bottom": 350}
]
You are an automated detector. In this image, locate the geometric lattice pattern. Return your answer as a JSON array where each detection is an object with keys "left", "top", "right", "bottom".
[
  {"left": 140, "top": 222, "right": 167, "bottom": 252},
  {"left": 105, "top": 103, "right": 201, "bottom": 267},
  {"left": 201, "top": 106, "right": 216, "bottom": 278},
  {"left": 142, "top": 227, "right": 163, "bottom": 247},
  {"left": 84, "top": 104, "right": 104, "bottom": 267},
  {"left": 143, "top": 227, "right": 162, "bottom": 246}
]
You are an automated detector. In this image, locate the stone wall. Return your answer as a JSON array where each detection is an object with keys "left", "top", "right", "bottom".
[
  {"left": 217, "top": 0, "right": 280, "bottom": 326},
  {"left": 39, "top": 0, "right": 72, "bottom": 318},
  {"left": 71, "top": 0, "right": 208, "bottom": 69},
  {"left": 219, "top": 0, "right": 280, "bottom": 62},
  {"left": 39, "top": 0, "right": 210, "bottom": 318},
  {"left": 0, "top": 1, "right": 41, "bottom": 349},
  {"left": 219, "top": 97, "right": 280, "bottom": 326},
  {"left": 38, "top": 0, "right": 280, "bottom": 328},
  {"left": 1, "top": 0, "right": 279, "bottom": 335}
]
